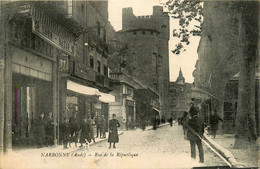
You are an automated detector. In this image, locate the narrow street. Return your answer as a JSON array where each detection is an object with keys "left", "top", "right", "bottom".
[
  {"left": 2, "top": 124, "right": 228, "bottom": 169},
  {"left": 78, "top": 124, "right": 227, "bottom": 168}
]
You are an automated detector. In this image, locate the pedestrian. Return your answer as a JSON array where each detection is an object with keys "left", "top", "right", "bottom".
[
  {"left": 210, "top": 110, "right": 223, "bottom": 138},
  {"left": 169, "top": 117, "right": 173, "bottom": 127},
  {"left": 140, "top": 116, "right": 146, "bottom": 131},
  {"left": 108, "top": 114, "right": 120, "bottom": 148},
  {"left": 95, "top": 115, "right": 102, "bottom": 138},
  {"left": 187, "top": 108, "right": 204, "bottom": 163},
  {"left": 87, "top": 114, "right": 95, "bottom": 143},
  {"left": 60, "top": 117, "right": 71, "bottom": 149},
  {"left": 44, "top": 111, "right": 54, "bottom": 147},
  {"left": 100, "top": 115, "right": 106, "bottom": 138},
  {"left": 79, "top": 117, "right": 91, "bottom": 148},
  {"left": 69, "top": 112, "right": 79, "bottom": 147},
  {"left": 177, "top": 117, "right": 181, "bottom": 126},
  {"left": 34, "top": 113, "right": 45, "bottom": 148},
  {"left": 181, "top": 111, "right": 190, "bottom": 139}
]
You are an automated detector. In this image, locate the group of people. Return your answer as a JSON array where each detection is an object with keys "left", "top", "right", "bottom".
[
  {"left": 60, "top": 113, "right": 121, "bottom": 149},
  {"left": 34, "top": 112, "right": 55, "bottom": 148},
  {"left": 178, "top": 104, "right": 224, "bottom": 163},
  {"left": 60, "top": 113, "right": 106, "bottom": 149}
]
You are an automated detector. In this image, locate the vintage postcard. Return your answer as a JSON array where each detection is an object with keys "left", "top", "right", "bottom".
[{"left": 0, "top": 0, "right": 259, "bottom": 169}]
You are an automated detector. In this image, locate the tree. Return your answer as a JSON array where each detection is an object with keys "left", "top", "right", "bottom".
[
  {"left": 233, "top": 1, "right": 259, "bottom": 148},
  {"left": 166, "top": 0, "right": 259, "bottom": 147},
  {"left": 164, "top": 0, "right": 203, "bottom": 54}
]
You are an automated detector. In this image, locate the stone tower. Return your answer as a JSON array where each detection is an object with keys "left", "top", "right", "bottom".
[{"left": 118, "top": 6, "right": 170, "bottom": 118}]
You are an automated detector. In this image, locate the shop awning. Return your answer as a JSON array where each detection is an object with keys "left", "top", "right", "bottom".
[
  {"left": 99, "top": 92, "right": 115, "bottom": 103},
  {"left": 67, "top": 80, "right": 100, "bottom": 96}
]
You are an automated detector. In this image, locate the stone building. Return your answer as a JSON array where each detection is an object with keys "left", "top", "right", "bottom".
[
  {"left": 169, "top": 69, "right": 193, "bottom": 119},
  {"left": 0, "top": 1, "right": 116, "bottom": 153},
  {"left": 117, "top": 6, "right": 170, "bottom": 119},
  {"left": 0, "top": 1, "right": 83, "bottom": 152}
]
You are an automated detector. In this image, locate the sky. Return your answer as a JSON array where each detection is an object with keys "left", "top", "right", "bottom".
[{"left": 108, "top": 0, "right": 200, "bottom": 83}]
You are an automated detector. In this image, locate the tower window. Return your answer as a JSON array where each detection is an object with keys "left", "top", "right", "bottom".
[
  {"left": 97, "top": 61, "right": 101, "bottom": 73},
  {"left": 142, "top": 31, "right": 145, "bottom": 35},
  {"left": 90, "top": 56, "right": 94, "bottom": 68}
]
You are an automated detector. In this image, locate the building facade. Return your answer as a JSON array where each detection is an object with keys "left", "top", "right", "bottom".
[
  {"left": 117, "top": 6, "right": 170, "bottom": 119},
  {"left": 0, "top": 1, "right": 116, "bottom": 153}
]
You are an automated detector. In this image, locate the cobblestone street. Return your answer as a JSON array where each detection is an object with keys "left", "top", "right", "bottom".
[{"left": 2, "top": 124, "right": 228, "bottom": 169}]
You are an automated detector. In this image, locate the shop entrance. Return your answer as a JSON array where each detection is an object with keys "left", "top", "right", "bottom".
[{"left": 12, "top": 73, "right": 53, "bottom": 147}]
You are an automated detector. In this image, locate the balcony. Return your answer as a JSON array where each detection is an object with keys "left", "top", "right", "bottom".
[{"left": 95, "top": 72, "right": 113, "bottom": 90}]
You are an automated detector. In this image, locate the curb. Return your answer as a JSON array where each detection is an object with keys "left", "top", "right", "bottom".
[
  {"left": 203, "top": 134, "right": 245, "bottom": 168},
  {"left": 146, "top": 123, "right": 170, "bottom": 131}
]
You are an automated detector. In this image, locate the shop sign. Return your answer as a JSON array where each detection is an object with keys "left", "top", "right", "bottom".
[{"left": 31, "top": 5, "right": 76, "bottom": 56}]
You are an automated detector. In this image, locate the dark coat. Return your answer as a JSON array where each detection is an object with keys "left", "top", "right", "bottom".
[
  {"left": 108, "top": 119, "right": 120, "bottom": 143},
  {"left": 87, "top": 118, "right": 95, "bottom": 139},
  {"left": 34, "top": 117, "right": 45, "bottom": 139},
  {"left": 44, "top": 116, "right": 54, "bottom": 136},
  {"left": 79, "top": 122, "right": 91, "bottom": 143},
  {"left": 69, "top": 116, "right": 78, "bottom": 131},
  {"left": 60, "top": 122, "right": 71, "bottom": 141},
  {"left": 187, "top": 116, "right": 204, "bottom": 141},
  {"left": 95, "top": 116, "right": 102, "bottom": 126},
  {"left": 100, "top": 117, "right": 106, "bottom": 129},
  {"left": 210, "top": 113, "right": 223, "bottom": 130}
]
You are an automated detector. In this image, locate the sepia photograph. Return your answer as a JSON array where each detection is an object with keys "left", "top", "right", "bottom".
[{"left": 0, "top": 0, "right": 259, "bottom": 168}]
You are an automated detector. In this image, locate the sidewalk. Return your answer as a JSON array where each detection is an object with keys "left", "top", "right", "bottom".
[
  {"left": 204, "top": 134, "right": 259, "bottom": 168},
  {"left": 13, "top": 131, "right": 124, "bottom": 154}
]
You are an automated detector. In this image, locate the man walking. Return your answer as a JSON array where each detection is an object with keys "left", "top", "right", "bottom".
[
  {"left": 210, "top": 110, "right": 223, "bottom": 138},
  {"left": 187, "top": 107, "right": 204, "bottom": 163},
  {"left": 95, "top": 115, "right": 102, "bottom": 138},
  {"left": 44, "top": 111, "right": 54, "bottom": 147}
]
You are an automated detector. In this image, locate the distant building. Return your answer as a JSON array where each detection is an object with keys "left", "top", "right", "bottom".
[{"left": 169, "top": 69, "right": 193, "bottom": 119}]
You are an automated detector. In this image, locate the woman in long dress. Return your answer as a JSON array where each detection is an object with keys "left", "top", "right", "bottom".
[{"left": 108, "top": 114, "right": 120, "bottom": 148}]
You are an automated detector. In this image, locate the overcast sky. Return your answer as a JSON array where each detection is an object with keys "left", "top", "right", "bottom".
[{"left": 108, "top": 0, "right": 199, "bottom": 83}]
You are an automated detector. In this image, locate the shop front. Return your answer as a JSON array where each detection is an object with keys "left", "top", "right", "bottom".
[
  {"left": 11, "top": 47, "right": 57, "bottom": 147},
  {"left": 63, "top": 80, "right": 115, "bottom": 132}
]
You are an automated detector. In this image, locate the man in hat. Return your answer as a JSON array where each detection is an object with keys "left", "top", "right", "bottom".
[{"left": 187, "top": 105, "right": 204, "bottom": 163}]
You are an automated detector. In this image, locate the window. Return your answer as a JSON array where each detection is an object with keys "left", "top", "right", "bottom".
[
  {"left": 104, "top": 65, "right": 108, "bottom": 77},
  {"left": 133, "top": 31, "right": 136, "bottom": 35},
  {"left": 90, "top": 57, "right": 94, "bottom": 68},
  {"left": 151, "top": 31, "right": 153, "bottom": 35},
  {"left": 97, "top": 61, "right": 101, "bottom": 73},
  {"left": 142, "top": 31, "right": 145, "bottom": 35},
  {"left": 152, "top": 53, "right": 158, "bottom": 74},
  {"left": 97, "top": 21, "right": 101, "bottom": 36},
  {"left": 81, "top": 4, "right": 84, "bottom": 12},
  {"left": 103, "top": 29, "right": 106, "bottom": 42}
]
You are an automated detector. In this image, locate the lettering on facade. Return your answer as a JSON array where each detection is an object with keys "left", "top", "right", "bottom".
[{"left": 30, "top": 4, "right": 76, "bottom": 56}]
